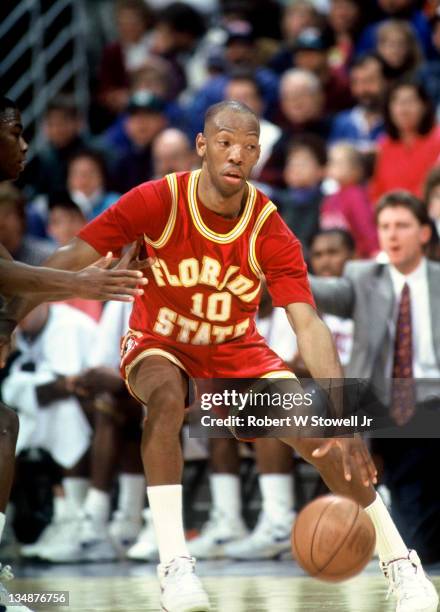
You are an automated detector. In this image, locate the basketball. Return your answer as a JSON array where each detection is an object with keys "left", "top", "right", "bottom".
[{"left": 291, "top": 494, "right": 376, "bottom": 582}]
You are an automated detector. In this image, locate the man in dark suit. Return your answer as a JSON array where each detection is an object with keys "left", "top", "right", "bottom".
[{"left": 310, "top": 190, "right": 440, "bottom": 565}]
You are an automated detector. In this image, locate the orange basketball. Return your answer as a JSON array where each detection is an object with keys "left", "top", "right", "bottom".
[{"left": 291, "top": 494, "right": 376, "bottom": 582}]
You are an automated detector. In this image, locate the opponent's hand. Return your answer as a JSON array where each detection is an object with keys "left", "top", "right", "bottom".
[
  {"left": 72, "top": 367, "right": 124, "bottom": 396},
  {"left": 312, "top": 436, "right": 377, "bottom": 487},
  {"left": 74, "top": 246, "right": 152, "bottom": 302}
]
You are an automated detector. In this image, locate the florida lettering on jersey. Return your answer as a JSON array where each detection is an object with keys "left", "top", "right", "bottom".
[{"left": 78, "top": 170, "right": 315, "bottom": 348}]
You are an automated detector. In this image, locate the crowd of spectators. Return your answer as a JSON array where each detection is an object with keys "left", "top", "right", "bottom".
[{"left": 3, "top": 0, "right": 440, "bottom": 566}]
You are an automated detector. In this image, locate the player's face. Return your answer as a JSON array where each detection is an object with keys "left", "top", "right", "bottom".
[
  {"left": 196, "top": 111, "right": 260, "bottom": 197},
  {"left": 310, "top": 234, "right": 352, "bottom": 277},
  {"left": 0, "top": 110, "right": 28, "bottom": 181},
  {"left": 377, "top": 206, "right": 431, "bottom": 273}
]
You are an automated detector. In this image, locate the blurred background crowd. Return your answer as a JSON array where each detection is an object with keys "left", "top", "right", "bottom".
[{"left": 2, "top": 0, "right": 440, "bottom": 569}]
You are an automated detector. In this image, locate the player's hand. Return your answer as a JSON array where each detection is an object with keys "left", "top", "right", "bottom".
[
  {"left": 312, "top": 436, "right": 378, "bottom": 487},
  {"left": 74, "top": 248, "right": 150, "bottom": 302},
  {"left": 72, "top": 367, "right": 124, "bottom": 396},
  {"left": 116, "top": 239, "right": 155, "bottom": 272}
]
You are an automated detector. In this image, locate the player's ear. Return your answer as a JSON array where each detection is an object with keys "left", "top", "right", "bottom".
[{"left": 195, "top": 132, "right": 206, "bottom": 158}]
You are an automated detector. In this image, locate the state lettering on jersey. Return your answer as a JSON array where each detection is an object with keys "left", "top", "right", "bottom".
[
  {"left": 153, "top": 306, "right": 250, "bottom": 345},
  {"left": 150, "top": 256, "right": 258, "bottom": 301}
]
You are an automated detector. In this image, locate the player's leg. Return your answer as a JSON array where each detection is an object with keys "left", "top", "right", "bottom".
[
  {"left": 283, "top": 436, "right": 439, "bottom": 612},
  {"left": 0, "top": 404, "right": 19, "bottom": 544},
  {"left": 225, "top": 438, "right": 295, "bottom": 560},
  {"left": 188, "top": 438, "right": 247, "bottom": 559},
  {"left": 128, "top": 355, "right": 210, "bottom": 612}
]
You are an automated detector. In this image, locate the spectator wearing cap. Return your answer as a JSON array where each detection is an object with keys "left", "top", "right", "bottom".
[
  {"left": 102, "top": 90, "right": 168, "bottom": 193},
  {"left": 184, "top": 20, "right": 279, "bottom": 138},
  {"left": 329, "top": 53, "right": 387, "bottom": 150}
]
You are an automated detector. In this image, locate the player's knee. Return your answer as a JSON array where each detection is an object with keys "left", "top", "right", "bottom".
[
  {"left": 144, "top": 386, "right": 185, "bottom": 431},
  {"left": 0, "top": 404, "right": 19, "bottom": 443}
]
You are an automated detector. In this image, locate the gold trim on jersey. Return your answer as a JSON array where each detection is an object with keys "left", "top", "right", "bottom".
[
  {"left": 260, "top": 370, "right": 297, "bottom": 379},
  {"left": 187, "top": 169, "right": 257, "bottom": 243},
  {"left": 248, "top": 201, "right": 277, "bottom": 278},
  {"left": 143, "top": 173, "right": 178, "bottom": 249}
]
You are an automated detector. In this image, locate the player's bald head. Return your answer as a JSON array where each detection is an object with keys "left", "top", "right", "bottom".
[{"left": 203, "top": 100, "right": 260, "bottom": 136}]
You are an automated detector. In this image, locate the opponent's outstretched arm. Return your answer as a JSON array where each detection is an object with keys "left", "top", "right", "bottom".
[
  {"left": 0, "top": 238, "right": 148, "bottom": 301},
  {"left": 2, "top": 237, "right": 148, "bottom": 332}
]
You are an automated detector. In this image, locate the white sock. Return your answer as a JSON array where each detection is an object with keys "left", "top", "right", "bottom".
[
  {"left": 53, "top": 496, "right": 67, "bottom": 522},
  {"left": 259, "top": 474, "right": 294, "bottom": 524},
  {"left": 63, "top": 477, "right": 89, "bottom": 515},
  {"left": 83, "top": 487, "right": 111, "bottom": 524},
  {"left": 210, "top": 473, "right": 241, "bottom": 521},
  {"left": 147, "top": 485, "right": 190, "bottom": 564},
  {"left": 0, "top": 512, "right": 5, "bottom": 544},
  {"left": 117, "top": 474, "right": 145, "bottom": 521},
  {"left": 365, "top": 493, "right": 408, "bottom": 563}
]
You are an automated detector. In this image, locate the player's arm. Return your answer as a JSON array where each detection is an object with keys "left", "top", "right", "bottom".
[
  {"left": 286, "top": 302, "right": 343, "bottom": 380},
  {"left": 285, "top": 302, "right": 377, "bottom": 487}
]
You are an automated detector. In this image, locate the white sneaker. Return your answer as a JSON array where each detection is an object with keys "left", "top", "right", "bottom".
[
  {"left": 382, "top": 550, "right": 439, "bottom": 612},
  {"left": 158, "top": 556, "right": 210, "bottom": 612},
  {"left": 21, "top": 516, "right": 68, "bottom": 559},
  {"left": 127, "top": 509, "right": 159, "bottom": 562},
  {"left": 223, "top": 511, "right": 295, "bottom": 560},
  {"left": 0, "top": 563, "right": 34, "bottom": 611},
  {"left": 109, "top": 510, "right": 142, "bottom": 555},
  {"left": 187, "top": 511, "right": 248, "bottom": 559},
  {"left": 41, "top": 514, "right": 117, "bottom": 563}
]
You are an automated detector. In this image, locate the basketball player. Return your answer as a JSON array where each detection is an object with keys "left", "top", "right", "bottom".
[
  {"left": 0, "top": 96, "right": 146, "bottom": 612},
  {"left": 7, "top": 102, "right": 437, "bottom": 612}
]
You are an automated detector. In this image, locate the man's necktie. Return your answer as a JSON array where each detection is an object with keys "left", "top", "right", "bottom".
[{"left": 391, "top": 282, "right": 416, "bottom": 425}]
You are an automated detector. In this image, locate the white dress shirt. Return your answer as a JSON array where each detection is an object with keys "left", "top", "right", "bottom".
[{"left": 388, "top": 258, "right": 440, "bottom": 380}]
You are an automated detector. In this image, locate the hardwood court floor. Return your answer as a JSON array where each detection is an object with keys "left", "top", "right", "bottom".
[{"left": 9, "top": 561, "right": 440, "bottom": 612}]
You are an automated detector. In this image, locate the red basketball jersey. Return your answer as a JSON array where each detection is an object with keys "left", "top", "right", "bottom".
[{"left": 79, "top": 170, "right": 314, "bottom": 348}]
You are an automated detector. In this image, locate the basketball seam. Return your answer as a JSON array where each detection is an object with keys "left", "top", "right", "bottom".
[
  {"left": 300, "top": 497, "right": 338, "bottom": 576},
  {"left": 311, "top": 500, "right": 360, "bottom": 578}
]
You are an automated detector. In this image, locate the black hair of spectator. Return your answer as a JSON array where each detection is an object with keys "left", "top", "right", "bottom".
[
  {"left": 157, "top": 2, "right": 206, "bottom": 40},
  {"left": 45, "top": 95, "right": 80, "bottom": 120},
  {"left": 375, "top": 190, "right": 431, "bottom": 226},
  {"left": 424, "top": 165, "right": 440, "bottom": 204},
  {"left": 286, "top": 134, "right": 327, "bottom": 167},
  {"left": 309, "top": 228, "right": 356, "bottom": 253},
  {"left": 227, "top": 69, "right": 264, "bottom": 99},
  {"left": 48, "top": 190, "right": 79, "bottom": 210},
  {"left": 349, "top": 51, "right": 387, "bottom": 76},
  {"left": 67, "top": 149, "right": 109, "bottom": 186},
  {"left": 384, "top": 78, "right": 436, "bottom": 140},
  {"left": 0, "top": 96, "right": 19, "bottom": 122},
  {"left": 115, "top": 0, "right": 155, "bottom": 29},
  {"left": 204, "top": 100, "right": 259, "bottom": 131}
]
